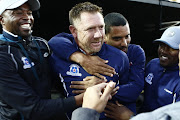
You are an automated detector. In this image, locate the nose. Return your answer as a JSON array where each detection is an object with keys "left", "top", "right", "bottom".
[
  {"left": 94, "top": 28, "right": 103, "bottom": 38},
  {"left": 121, "top": 38, "right": 128, "bottom": 47},
  {"left": 159, "top": 44, "right": 168, "bottom": 53},
  {"left": 22, "top": 12, "right": 31, "bottom": 20}
]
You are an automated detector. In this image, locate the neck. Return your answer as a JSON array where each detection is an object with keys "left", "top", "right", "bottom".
[
  {"left": 2, "top": 29, "right": 22, "bottom": 41},
  {"left": 3, "top": 29, "right": 18, "bottom": 37}
]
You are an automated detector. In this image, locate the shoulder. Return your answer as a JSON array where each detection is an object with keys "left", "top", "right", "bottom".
[
  {"left": 148, "top": 58, "right": 159, "bottom": 64},
  {"left": 128, "top": 44, "right": 145, "bottom": 54},
  {"left": 103, "top": 43, "right": 127, "bottom": 57},
  {"left": 146, "top": 58, "right": 159, "bottom": 68},
  {"left": 48, "top": 32, "right": 74, "bottom": 45},
  {"left": 32, "top": 36, "right": 51, "bottom": 54}
]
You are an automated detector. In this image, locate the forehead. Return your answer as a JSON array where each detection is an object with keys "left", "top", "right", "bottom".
[
  {"left": 110, "top": 24, "right": 130, "bottom": 35},
  {"left": 75, "top": 12, "right": 104, "bottom": 28}
]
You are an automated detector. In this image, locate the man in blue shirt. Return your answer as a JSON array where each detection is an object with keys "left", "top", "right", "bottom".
[
  {"left": 49, "top": 12, "right": 145, "bottom": 119},
  {"left": 141, "top": 26, "right": 180, "bottom": 112},
  {"left": 48, "top": 2, "right": 130, "bottom": 120}
]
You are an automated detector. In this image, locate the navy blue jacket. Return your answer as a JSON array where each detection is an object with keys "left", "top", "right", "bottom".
[
  {"left": 142, "top": 58, "right": 180, "bottom": 112},
  {"left": 0, "top": 31, "right": 76, "bottom": 120}
]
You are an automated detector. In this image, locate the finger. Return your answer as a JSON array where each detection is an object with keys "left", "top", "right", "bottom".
[
  {"left": 72, "top": 90, "right": 85, "bottom": 94},
  {"left": 96, "top": 56, "right": 108, "bottom": 64},
  {"left": 98, "top": 63, "right": 116, "bottom": 72},
  {"left": 101, "top": 81, "right": 116, "bottom": 100},
  {"left": 71, "top": 81, "right": 85, "bottom": 85},
  {"left": 115, "top": 101, "right": 123, "bottom": 107},
  {"left": 105, "top": 103, "right": 117, "bottom": 111},
  {"left": 93, "top": 73, "right": 106, "bottom": 80},
  {"left": 104, "top": 109, "right": 113, "bottom": 116},
  {"left": 104, "top": 113, "right": 116, "bottom": 119},
  {"left": 96, "top": 65, "right": 116, "bottom": 75},
  {"left": 96, "top": 79, "right": 107, "bottom": 84},
  {"left": 111, "top": 86, "right": 119, "bottom": 96},
  {"left": 70, "top": 85, "right": 85, "bottom": 89},
  {"left": 83, "top": 76, "right": 94, "bottom": 81},
  {"left": 92, "top": 82, "right": 108, "bottom": 91},
  {"left": 103, "top": 72, "right": 114, "bottom": 77}
]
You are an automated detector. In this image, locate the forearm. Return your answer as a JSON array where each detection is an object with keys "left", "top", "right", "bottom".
[
  {"left": 74, "top": 93, "right": 84, "bottom": 107},
  {"left": 70, "top": 51, "right": 86, "bottom": 64}
]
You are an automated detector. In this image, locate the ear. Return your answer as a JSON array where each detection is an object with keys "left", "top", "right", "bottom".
[
  {"left": 0, "top": 15, "right": 2, "bottom": 23},
  {"left": 69, "top": 25, "right": 77, "bottom": 38},
  {"left": 104, "top": 35, "right": 108, "bottom": 42},
  {"left": 0, "top": 15, "right": 4, "bottom": 25}
]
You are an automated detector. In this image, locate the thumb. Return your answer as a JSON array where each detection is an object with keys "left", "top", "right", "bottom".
[
  {"left": 115, "top": 101, "right": 123, "bottom": 107},
  {"left": 101, "top": 81, "right": 115, "bottom": 100}
]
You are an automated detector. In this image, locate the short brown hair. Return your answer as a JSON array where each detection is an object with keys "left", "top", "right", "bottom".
[{"left": 69, "top": 2, "right": 103, "bottom": 25}]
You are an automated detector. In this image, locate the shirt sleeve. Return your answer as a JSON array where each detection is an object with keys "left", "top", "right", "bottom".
[
  {"left": 116, "top": 46, "right": 145, "bottom": 103},
  {"left": 48, "top": 33, "right": 78, "bottom": 61},
  {"left": 72, "top": 108, "right": 100, "bottom": 120},
  {"left": 0, "top": 52, "right": 77, "bottom": 119}
]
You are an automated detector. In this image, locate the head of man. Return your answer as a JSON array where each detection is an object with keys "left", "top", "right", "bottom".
[
  {"left": 104, "top": 12, "right": 131, "bottom": 53},
  {"left": 69, "top": 2, "right": 105, "bottom": 55},
  {"left": 0, "top": 0, "right": 40, "bottom": 38},
  {"left": 154, "top": 26, "right": 180, "bottom": 67}
]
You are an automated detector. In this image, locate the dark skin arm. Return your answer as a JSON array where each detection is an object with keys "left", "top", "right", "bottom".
[
  {"left": 104, "top": 101, "right": 134, "bottom": 120},
  {"left": 70, "top": 51, "right": 116, "bottom": 80}
]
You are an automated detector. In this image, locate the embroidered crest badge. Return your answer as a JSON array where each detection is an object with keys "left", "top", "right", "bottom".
[
  {"left": 66, "top": 64, "right": 82, "bottom": 76},
  {"left": 145, "top": 73, "right": 154, "bottom": 85},
  {"left": 21, "top": 57, "right": 34, "bottom": 69}
]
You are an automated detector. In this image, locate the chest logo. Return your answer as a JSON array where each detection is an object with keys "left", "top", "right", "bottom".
[
  {"left": 145, "top": 73, "right": 154, "bottom": 85},
  {"left": 21, "top": 57, "right": 34, "bottom": 69},
  {"left": 66, "top": 64, "right": 82, "bottom": 76}
]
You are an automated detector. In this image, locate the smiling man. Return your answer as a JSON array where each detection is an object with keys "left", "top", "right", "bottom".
[
  {"left": 141, "top": 26, "right": 180, "bottom": 112},
  {"left": 0, "top": 0, "right": 85, "bottom": 119},
  {"left": 48, "top": 2, "right": 130, "bottom": 120}
]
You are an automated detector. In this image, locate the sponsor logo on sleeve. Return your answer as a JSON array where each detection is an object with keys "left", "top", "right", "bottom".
[{"left": 145, "top": 73, "right": 154, "bottom": 85}]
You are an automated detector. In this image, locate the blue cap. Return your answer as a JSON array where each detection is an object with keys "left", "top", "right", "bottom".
[{"left": 154, "top": 26, "right": 180, "bottom": 49}]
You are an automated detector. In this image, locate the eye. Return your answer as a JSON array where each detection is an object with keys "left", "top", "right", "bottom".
[
  {"left": 27, "top": 11, "right": 32, "bottom": 15},
  {"left": 125, "top": 35, "right": 130, "bottom": 39},
  {"left": 99, "top": 25, "right": 104, "bottom": 30},
  {"left": 112, "top": 37, "right": 122, "bottom": 41},
  {"left": 13, "top": 10, "right": 23, "bottom": 15}
]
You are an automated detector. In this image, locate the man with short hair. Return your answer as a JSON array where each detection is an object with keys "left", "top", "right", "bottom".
[
  {"left": 49, "top": 12, "right": 145, "bottom": 119},
  {"left": 48, "top": 2, "right": 129, "bottom": 120}
]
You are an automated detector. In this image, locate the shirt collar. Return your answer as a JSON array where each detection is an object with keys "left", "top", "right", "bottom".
[{"left": 2, "top": 29, "right": 22, "bottom": 41}]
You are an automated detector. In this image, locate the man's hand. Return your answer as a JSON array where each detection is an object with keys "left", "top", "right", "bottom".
[
  {"left": 104, "top": 101, "right": 134, "bottom": 120},
  {"left": 82, "top": 81, "right": 116, "bottom": 113},
  {"left": 70, "top": 76, "right": 107, "bottom": 94},
  {"left": 70, "top": 52, "right": 116, "bottom": 79}
]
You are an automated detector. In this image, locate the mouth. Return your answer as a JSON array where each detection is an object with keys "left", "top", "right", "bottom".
[
  {"left": 20, "top": 23, "right": 32, "bottom": 31},
  {"left": 119, "top": 47, "right": 127, "bottom": 53},
  {"left": 159, "top": 54, "right": 169, "bottom": 61},
  {"left": 91, "top": 41, "right": 102, "bottom": 47}
]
